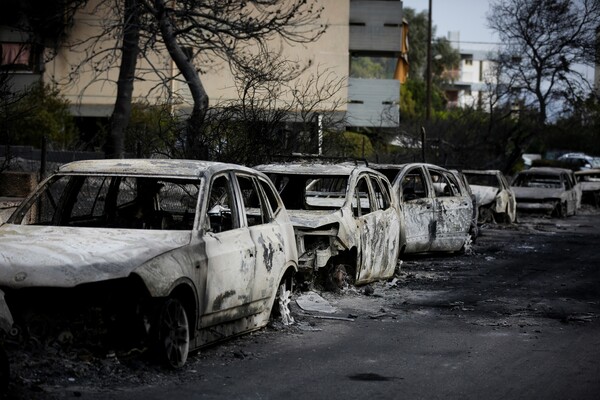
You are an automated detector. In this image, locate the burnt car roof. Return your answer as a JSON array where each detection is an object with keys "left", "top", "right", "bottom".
[
  {"left": 58, "top": 159, "right": 257, "bottom": 179},
  {"left": 255, "top": 162, "right": 373, "bottom": 176},
  {"left": 462, "top": 169, "right": 503, "bottom": 175},
  {"left": 517, "top": 167, "right": 573, "bottom": 176},
  {"left": 575, "top": 169, "right": 600, "bottom": 176}
]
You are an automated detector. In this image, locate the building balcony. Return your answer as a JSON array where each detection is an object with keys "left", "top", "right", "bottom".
[
  {"left": 347, "top": 78, "right": 400, "bottom": 128},
  {"left": 349, "top": 0, "right": 403, "bottom": 53}
]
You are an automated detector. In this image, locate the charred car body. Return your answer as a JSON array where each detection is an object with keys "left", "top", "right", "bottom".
[
  {"left": 255, "top": 162, "right": 402, "bottom": 287},
  {"left": 375, "top": 163, "right": 473, "bottom": 254},
  {"left": 0, "top": 159, "right": 297, "bottom": 368},
  {"left": 462, "top": 169, "right": 517, "bottom": 224},
  {"left": 511, "top": 167, "right": 579, "bottom": 217},
  {"left": 575, "top": 169, "right": 600, "bottom": 207}
]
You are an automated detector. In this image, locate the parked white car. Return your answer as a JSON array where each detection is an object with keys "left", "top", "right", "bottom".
[
  {"left": 511, "top": 167, "right": 580, "bottom": 217},
  {"left": 462, "top": 169, "right": 517, "bottom": 223},
  {"left": 255, "top": 162, "right": 402, "bottom": 288},
  {"left": 0, "top": 159, "right": 298, "bottom": 368},
  {"left": 374, "top": 163, "right": 473, "bottom": 255}
]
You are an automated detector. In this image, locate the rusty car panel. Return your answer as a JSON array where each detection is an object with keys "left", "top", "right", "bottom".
[
  {"left": 255, "top": 162, "right": 402, "bottom": 287},
  {"left": 0, "top": 159, "right": 297, "bottom": 368}
]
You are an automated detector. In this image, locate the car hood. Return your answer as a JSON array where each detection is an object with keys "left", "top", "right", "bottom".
[
  {"left": 0, "top": 224, "right": 190, "bottom": 288},
  {"left": 511, "top": 186, "right": 564, "bottom": 200},
  {"left": 470, "top": 185, "right": 499, "bottom": 206},
  {"left": 287, "top": 210, "right": 341, "bottom": 230}
]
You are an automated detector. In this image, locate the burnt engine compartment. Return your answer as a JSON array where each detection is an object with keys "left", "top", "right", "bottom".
[{"left": 1, "top": 276, "right": 154, "bottom": 357}]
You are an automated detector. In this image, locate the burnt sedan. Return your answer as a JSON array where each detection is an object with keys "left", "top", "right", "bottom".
[
  {"left": 0, "top": 159, "right": 298, "bottom": 368},
  {"left": 375, "top": 163, "right": 473, "bottom": 255},
  {"left": 255, "top": 162, "right": 402, "bottom": 288},
  {"left": 511, "top": 167, "right": 579, "bottom": 217},
  {"left": 575, "top": 169, "right": 600, "bottom": 207},
  {"left": 462, "top": 169, "right": 517, "bottom": 224}
]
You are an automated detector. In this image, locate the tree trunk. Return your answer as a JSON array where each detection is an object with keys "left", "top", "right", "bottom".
[
  {"left": 106, "top": 0, "right": 140, "bottom": 159},
  {"left": 154, "top": 0, "right": 209, "bottom": 159}
]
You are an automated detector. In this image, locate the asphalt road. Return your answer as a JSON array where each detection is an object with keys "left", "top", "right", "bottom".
[{"left": 9, "top": 212, "right": 600, "bottom": 399}]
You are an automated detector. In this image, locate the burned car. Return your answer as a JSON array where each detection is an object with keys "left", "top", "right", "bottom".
[
  {"left": 0, "top": 159, "right": 297, "bottom": 368},
  {"left": 575, "top": 169, "right": 600, "bottom": 207},
  {"left": 451, "top": 170, "right": 479, "bottom": 240},
  {"left": 462, "top": 169, "right": 517, "bottom": 224},
  {"left": 255, "top": 162, "right": 402, "bottom": 288},
  {"left": 511, "top": 167, "right": 579, "bottom": 217},
  {"left": 374, "top": 163, "right": 473, "bottom": 254}
]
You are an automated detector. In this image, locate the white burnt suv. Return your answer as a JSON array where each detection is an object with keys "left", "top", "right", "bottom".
[
  {"left": 374, "top": 163, "right": 474, "bottom": 255},
  {"left": 255, "top": 161, "right": 402, "bottom": 288},
  {"left": 0, "top": 159, "right": 297, "bottom": 368}
]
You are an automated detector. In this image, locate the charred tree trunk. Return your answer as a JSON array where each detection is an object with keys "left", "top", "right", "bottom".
[
  {"left": 106, "top": 0, "right": 141, "bottom": 159},
  {"left": 153, "top": 0, "right": 209, "bottom": 159}
]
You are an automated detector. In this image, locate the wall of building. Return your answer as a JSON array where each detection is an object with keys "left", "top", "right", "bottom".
[{"left": 42, "top": 0, "right": 349, "bottom": 117}]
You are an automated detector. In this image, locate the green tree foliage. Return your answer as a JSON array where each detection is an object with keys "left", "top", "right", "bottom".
[
  {"left": 0, "top": 83, "right": 77, "bottom": 149},
  {"left": 400, "top": 79, "right": 447, "bottom": 119},
  {"left": 124, "top": 102, "right": 178, "bottom": 157},
  {"left": 542, "top": 96, "right": 600, "bottom": 156},
  {"left": 399, "top": 8, "right": 461, "bottom": 119}
]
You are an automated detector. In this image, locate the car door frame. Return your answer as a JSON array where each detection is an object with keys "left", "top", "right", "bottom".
[
  {"left": 394, "top": 165, "right": 436, "bottom": 254},
  {"left": 426, "top": 166, "right": 472, "bottom": 252},
  {"left": 197, "top": 171, "right": 258, "bottom": 328},
  {"left": 353, "top": 172, "right": 400, "bottom": 284}
]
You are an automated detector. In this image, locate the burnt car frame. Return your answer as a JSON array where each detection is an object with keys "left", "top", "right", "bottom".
[
  {"left": 255, "top": 162, "right": 402, "bottom": 288},
  {"left": 462, "top": 169, "right": 517, "bottom": 224},
  {"left": 575, "top": 169, "right": 600, "bottom": 207},
  {"left": 0, "top": 159, "right": 298, "bottom": 368},
  {"left": 511, "top": 167, "right": 579, "bottom": 217},
  {"left": 375, "top": 163, "right": 474, "bottom": 254}
]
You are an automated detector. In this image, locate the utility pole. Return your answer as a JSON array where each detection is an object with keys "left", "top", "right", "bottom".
[{"left": 422, "top": 0, "right": 432, "bottom": 163}]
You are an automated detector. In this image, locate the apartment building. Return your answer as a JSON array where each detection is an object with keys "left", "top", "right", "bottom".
[
  {"left": 443, "top": 31, "right": 497, "bottom": 110},
  {"left": 1, "top": 0, "right": 403, "bottom": 136}
]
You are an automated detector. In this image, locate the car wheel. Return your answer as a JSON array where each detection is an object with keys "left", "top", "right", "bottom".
[
  {"left": 155, "top": 298, "right": 189, "bottom": 369},
  {"left": 272, "top": 280, "right": 294, "bottom": 326}
]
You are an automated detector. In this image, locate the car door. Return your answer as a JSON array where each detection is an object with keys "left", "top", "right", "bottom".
[
  {"left": 201, "top": 172, "right": 257, "bottom": 326},
  {"left": 233, "top": 173, "right": 287, "bottom": 310},
  {"left": 499, "top": 173, "right": 517, "bottom": 222},
  {"left": 561, "top": 172, "right": 578, "bottom": 215},
  {"left": 428, "top": 167, "right": 472, "bottom": 252},
  {"left": 354, "top": 174, "right": 400, "bottom": 284},
  {"left": 396, "top": 165, "right": 435, "bottom": 253}
]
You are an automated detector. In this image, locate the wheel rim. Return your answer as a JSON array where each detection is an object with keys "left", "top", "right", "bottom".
[
  {"left": 277, "top": 283, "right": 294, "bottom": 326},
  {"left": 159, "top": 299, "right": 189, "bottom": 368}
]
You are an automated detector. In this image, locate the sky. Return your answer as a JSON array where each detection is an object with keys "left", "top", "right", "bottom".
[{"left": 402, "top": 0, "right": 498, "bottom": 51}]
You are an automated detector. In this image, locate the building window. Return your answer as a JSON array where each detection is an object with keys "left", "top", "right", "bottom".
[
  {"left": 464, "top": 59, "right": 473, "bottom": 66},
  {"left": 1, "top": 42, "right": 34, "bottom": 71}
]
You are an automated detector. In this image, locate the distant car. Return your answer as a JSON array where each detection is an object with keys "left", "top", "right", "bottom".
[
  {"left": 0, "top": 159, "right": 298, "bottom": 368},
  {"left": 462, "top": 169, "right": 517, "bottom": 224},
  {"left": 255, "top": 162, "right": 402, "bottom": 288},
  {"left": 575, "top": 169, "right": 600, "bottom": 207},
  {"left": 511, "top": 167, "right": 579, "bottom": 217},
  {"left": 374, "top": 163, "right": 473, "bottom": 255},
  {"left": 558, "top": 153, "right": 600, "bottom": 171}
]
